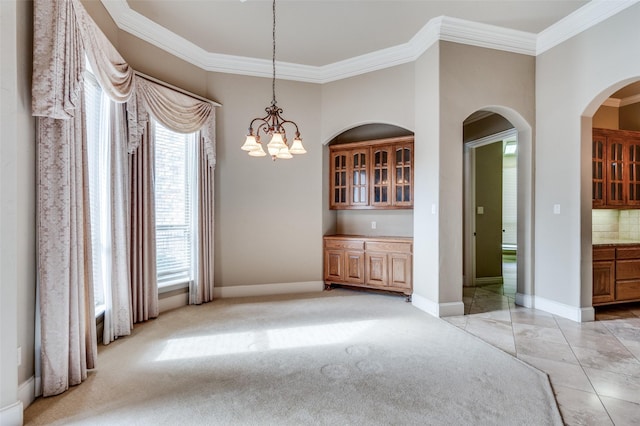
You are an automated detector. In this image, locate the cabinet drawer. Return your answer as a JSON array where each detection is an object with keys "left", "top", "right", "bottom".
[
  {"left": 365, "top": 241, "right": 412, "bottom": 253},
  {"left": 615, "top": 280, "right": 640, "bottom": 301},
  {"left": 616, "top": 247, "right": 640, "bottom": 259},
  {"left": 616, "top": 259, "right": 640, "bottom": 280},
  {"left": 324, "top": 239, "right": 364, "bottom": 250},
  {"left": 593, "top": 247, "right": 615, "bottom": 261}
]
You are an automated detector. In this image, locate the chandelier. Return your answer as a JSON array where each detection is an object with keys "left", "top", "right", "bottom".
[{"left": 240, "top": 0, "right": 306, "bottom": 161}]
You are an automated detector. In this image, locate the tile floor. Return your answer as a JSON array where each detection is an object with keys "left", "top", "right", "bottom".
[{"left": 445, "top": 259, "right": 640, "bottom": 426}]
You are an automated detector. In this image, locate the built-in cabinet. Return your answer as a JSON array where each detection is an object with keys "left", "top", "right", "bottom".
[
  {"left": 330, "top": 136, "right": 414, "bottom": 209},
  {"left": 592, "top": 128, "right": 640, "bottom": 208},
  {"left": 593, "top": 245, "right": 640, "bottom": 306},
  {"left": 324, "top": 235, "right": 413, "bottom": 300}
]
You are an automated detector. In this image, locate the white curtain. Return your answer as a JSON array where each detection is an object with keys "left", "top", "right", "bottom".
[
  {"left": 128, "top": 75, "right": 216, "bottom": 305},
  {"left": 32, "top": 0, "right": 217, "bottom": 396},
  {"left": 32, "top": 0, "right": 134, "bottom": 396}
]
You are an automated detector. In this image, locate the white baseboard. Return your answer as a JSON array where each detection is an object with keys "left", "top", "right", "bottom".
[
  {"left": 0, "top": 400, "right": 23, "bottom": 426},
  {"left": 515, "top": 292, "right": 534, "bottom": 308},
  {"left": 18, "top": 376, "right": 35, "bottom": 409},
  {"left": 474, "top": 276, "right": 503, "bottom": 285},
  {"left": 213, "top": 281, "right": 324, "bottom": 299},
  {"left": 411, "top": 294, "right": 464, "bottom": 317},
  {"left": 533, "top": 296, "right": 595, "bottom": 322}
]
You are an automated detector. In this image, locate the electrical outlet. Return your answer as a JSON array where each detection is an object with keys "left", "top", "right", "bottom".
[{"left": 371, "top": 221, "right": 377, "bottom": 229}]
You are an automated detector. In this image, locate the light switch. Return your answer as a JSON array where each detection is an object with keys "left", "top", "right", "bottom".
[
  {"left": 553, "top": 204, "right": 561, "bottom": 215},
  {"left": 477, "top": 206, "right": 484, "bottom": 215},
  {"left": 371, "top": 221, "right": 377, "bottom": 229}
]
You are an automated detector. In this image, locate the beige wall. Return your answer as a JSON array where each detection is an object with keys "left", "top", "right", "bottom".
[
  {"left": 1, "top": 0, "right": 36, "bottom": 419},
  {"left": 420, "top": 41, "right": 535, "bottom": 313},
  {"left": 620, "top": 102, "right": 640, "bottom": 131},
  {"left": 84, "top": 1, "right": 324, "bottom": 289},
  {"left": 536, "top": 3, "right": 640, "bottom": 313},
  {"left": 593, "top": 105, "right": 619, "bottom": 129}
]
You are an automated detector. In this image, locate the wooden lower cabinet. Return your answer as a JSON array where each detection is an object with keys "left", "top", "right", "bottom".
[
  {"left": 593, "top": 245, "right": 640, "bottom": 306},
  {"left": 324, "top": 235, "right": 412, "bottom": 300}
]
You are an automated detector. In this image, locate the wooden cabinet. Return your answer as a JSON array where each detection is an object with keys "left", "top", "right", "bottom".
[
  {"left": 324, "top": 235, "right": 413, "bottom": 300},
  {"left": 592, "top": 128, "right": 640, "bottom": 208},
  {"left": 593, "top": 245, "right": 640, "bottom": 306},
  {"left": 592, "top": 247, "right": 615, "bottom": 305},
  {"left": 330, "top": 136, "right": 413, "bottom": 210}
]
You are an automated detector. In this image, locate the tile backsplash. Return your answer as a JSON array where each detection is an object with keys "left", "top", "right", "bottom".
[{"left": 593, "top": 209, "right": 640, "bottom": 241}]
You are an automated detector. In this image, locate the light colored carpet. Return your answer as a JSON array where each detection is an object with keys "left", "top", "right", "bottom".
[{"left": 24, "top": 289, "right": 563, "bottom": 425}]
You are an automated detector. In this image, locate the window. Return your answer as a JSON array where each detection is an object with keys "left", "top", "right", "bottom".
[
  {"left": 153, "top": 121, "right": 198, "bottom": 287},
  {"left": 85, "top": 70, "right": 111, "bottom": 309}
]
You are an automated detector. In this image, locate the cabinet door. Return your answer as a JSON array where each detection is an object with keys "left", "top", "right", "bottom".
[
  {"left": 365, "top": 252, "right": 388, "bottom": 287},
  {"left": 593, "top": 260, "right": 615, "bottom": 305},
  {"left": 389, "top": 252, "right": 412, "bottom": 289},
  {"left": 371, "top": 146, "right": 392, "bottom": 207},
  {"left": 607, "top": 137, "right": 625, "bottom": 206},
  {"left": 592, "top": 132, "right": 606, "bottom": 207},
  {"left": 627, "top": 137, "right": 640, "bottom": 207},
  {"left": 325, "top": 249, "right": 344, "bottom": 282},
  {"left": 350, "top": 149, "right": 369, "bottom": 207},
  {"left": 344, "top": 251, "right": 365, "bottom": 284},
  {"left": 393, "top": 143, "right": 413, "bottom": 207},
  {"left": 330, "top": 151, "right": 349, "bottom": 208}
]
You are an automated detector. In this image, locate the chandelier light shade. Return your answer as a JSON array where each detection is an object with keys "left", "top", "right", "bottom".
[{"left": 241, "top": 0, "right": 306, "bottom": 161}]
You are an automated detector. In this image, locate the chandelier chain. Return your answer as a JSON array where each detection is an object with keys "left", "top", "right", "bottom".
[{"left": 271, "top": 0, "right": 277, "bottom": 106}]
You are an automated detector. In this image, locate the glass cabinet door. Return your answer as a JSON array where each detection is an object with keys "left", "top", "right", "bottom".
[
  {"left": 350, "top": 149, "right": 369, "bottom": 206},
  {"left": 628, "top": 137, "right": 640, "bottom": 206},
  {"left": 393, "top": 144, "right": 413, "bottom": 206},
  {"left": 330, "top": 151, "right": 348, "bottom": 208},
  {"left": 592, "top": 132, "right": 606, "bottom": 207},
  {"left": 371, "top": 147, "right": 391, "bottom": 207},
  {"left": 607, "top": 137, "right": 625, "bottom": 206}
]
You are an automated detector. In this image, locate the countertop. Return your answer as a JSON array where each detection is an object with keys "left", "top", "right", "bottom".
[
  {"left": 324, "top": 234, "right": 413, "bottom": 241},
  {"left": 593, "top": 238, "right": 640, "bottom": 247}
]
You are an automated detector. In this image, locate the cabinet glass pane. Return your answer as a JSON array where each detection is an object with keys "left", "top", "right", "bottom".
[
  {"left": 382, "top": 169, "right": 388, "bottom": 184},
  {"left": 353, "top": 171, "right": 359, "bottom": 185},
  {"left": 381, "top": 187, "right": 388, "bottom": 202},
  {"left": 404, "top": 148, "right": 411, "bottom": 163},
  {"left": 375, "top": 169, "right": 381, "bottom": 184},
  {"left": 374, "top": 187, "right": 381, "bottom": 202},
  {"left": 404, "top": 166, "right": 410, "bottom": 182}
]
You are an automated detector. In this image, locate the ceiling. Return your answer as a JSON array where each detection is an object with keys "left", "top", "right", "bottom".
[
  {"left": 123, "top": 0, "right": 588, "bottom": 67},
  {"left": 121, "top": 0, "right": 588, "bottom": 67},
  {"left": 100, "top": 0, "right": 638, "bottom": 91}
]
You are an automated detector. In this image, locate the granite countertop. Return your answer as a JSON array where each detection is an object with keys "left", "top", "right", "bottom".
[{"left": 592, "top": 238, "right": 640, "bottom": 246}]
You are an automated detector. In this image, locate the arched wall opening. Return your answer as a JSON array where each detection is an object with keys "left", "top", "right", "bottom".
[
  {"left": 321, "top": 122, "right": 415, "bottom": 239},
  {"left": 461, "top": 107, "right": 534, "bottom": 308},
  {"left": 581, "top": 78, "right": 640, "bottom": 310}
]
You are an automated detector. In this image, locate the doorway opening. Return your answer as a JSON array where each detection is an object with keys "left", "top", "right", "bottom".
[{"left": 463, "top": 128, "right": 518, "bottom": 314}]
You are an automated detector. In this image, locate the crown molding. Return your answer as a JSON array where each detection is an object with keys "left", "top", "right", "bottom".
[
  {"left": 100, "top": 0, "right": 637, "bottom": 83},
  {"left": 537, "top": 0, "right": 639, "bottom": 55},
  {"left": 621, "top": 93, "right": 640, "bottom": 106},
  {"left": 603, "top": 98, "right": 622, "bottom": 108}
]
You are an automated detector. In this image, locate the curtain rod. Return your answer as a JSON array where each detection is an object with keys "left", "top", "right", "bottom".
[{"left": 134, "top": 71, "right": 222, "bottom": 107}]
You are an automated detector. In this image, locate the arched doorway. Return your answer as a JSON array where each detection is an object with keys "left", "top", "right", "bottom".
[
  {"left": 462, "top": 108, "right": 534, "bottom": 314},
  {"left": 582, "top": 80, "right": 640, "bottom": 314}
]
